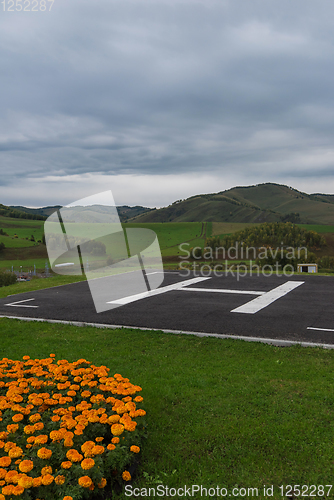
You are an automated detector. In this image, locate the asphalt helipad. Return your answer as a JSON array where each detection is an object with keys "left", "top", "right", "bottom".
[{"left": 0, "top": 271, "right": 333, "bottom": 347}]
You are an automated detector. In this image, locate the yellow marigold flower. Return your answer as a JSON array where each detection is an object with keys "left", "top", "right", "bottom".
[
  {"left": 8, "top": 446, "right": 23, "bottom": 458},
  {"left": 19, "top": 460, "right": 33, "bottom": 473},
  {"left": 122, "top": 471, "right": 131, "bottom": 481},
  {"left": 61, "top": 461, "right": 72, "bottom": 469},
  {"left": 111, "top": 424, "right": 124, "bottom": 436},
  {"left": 91, "top": 445, "right": 104, "bottom": 456},
  {"left": 12, "top": 414, "right": 24, "bottom": 423},
  {"left": 111, "top": 437, "right": 119, "bottom": 444},
  {"left": 78, "top": 475, "right": 93, "bottom": 488},
  {"left": 107, "top": 444, "right": 115, "bottom": 451},
  {"left": 18, "top": 475, "right": 33, "bottom": 488},
  {"left": 32, "top": 476, "right": 42, "bottom": 487},
  {"left": 41, "top": 466, "right": 52, "bottom": 475},
  {"left": 41, "top": 473, "right": 54, "bottom": 486},
  {"left": 29, "top": 413, "right": 41, "bottom": 423},
  {"left": 55, "top": 475, "right": 65, "bottom": 485},
  {"left": 98, "top": 478, "right": 107, "bottom": 488},
  {"left": 37, "top": 447, "right": 52, "bottom": 459},
  {"left": 130, "top": 445, "right": 140, "bottom": 453},
  {"left": 81, "top": 458, "right": 95, "bottom": 470}
]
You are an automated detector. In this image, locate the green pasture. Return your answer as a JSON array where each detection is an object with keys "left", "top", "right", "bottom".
[
  {"left": 0, "top": 235, "right": 36, "bottom": 248},
  {"left": 297, "top": 224, "right": 334, "bottom": 233},
  {"left": 0, "top": 216, "right": 44, "bottom": 240},
  {"left": 0, "top": 318, "right": 333, "bottom": 499}
]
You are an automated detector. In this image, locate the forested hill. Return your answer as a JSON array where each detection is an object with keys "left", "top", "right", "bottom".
[{"left": 131, "top": 183, "right": 334, "bottom": 224}]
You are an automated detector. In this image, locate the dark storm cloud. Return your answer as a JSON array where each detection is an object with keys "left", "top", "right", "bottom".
[{"left": 1, "top": 0, "right": 334, "bottom": 205}]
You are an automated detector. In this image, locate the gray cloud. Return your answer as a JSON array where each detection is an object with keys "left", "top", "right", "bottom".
[{"left": 1, "top": 0, "right": 334, "bottom": 207}]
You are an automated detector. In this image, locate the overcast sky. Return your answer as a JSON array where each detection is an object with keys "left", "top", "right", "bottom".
[{"left": 1, "top": 0, "right": 334, "bottom": 208}]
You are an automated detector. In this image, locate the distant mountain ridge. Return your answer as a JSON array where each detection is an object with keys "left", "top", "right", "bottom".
[
  {"left": 9, "top": 204, "right": 153, "bottom": 222},
  {"left": 5, "top": 183, "right": 334, "bottom": 224}
]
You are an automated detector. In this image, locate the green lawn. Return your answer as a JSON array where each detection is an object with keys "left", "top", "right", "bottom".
[
  {"left": 297, "top": 224, "right": 334, "bottom": 233},
  {"left": 0, "top": 318, "right": 333, "bottom": 499}
]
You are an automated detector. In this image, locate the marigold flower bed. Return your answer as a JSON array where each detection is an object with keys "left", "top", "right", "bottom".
[{"left": 0, "top": 355, "right": 146, "bottom": 500}]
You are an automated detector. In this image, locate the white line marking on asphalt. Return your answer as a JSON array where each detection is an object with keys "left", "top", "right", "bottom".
[
  {"left": 107, "top": 277, "right": 210, "bottom": 305},
  {"left": 307, "top": 327, "right": 334, "bottom": 332},
  {"left": 5, "top": 298, "right": 38, "bottom": 308},
  {"left": 1, "top": 314, "right": 333, "bottom": 349},
  {"left": 179, "top": 288, "right": 265, "bottom": 295},
  {"left": 231, "top": 281, "right": 304, "bottom": 314}
]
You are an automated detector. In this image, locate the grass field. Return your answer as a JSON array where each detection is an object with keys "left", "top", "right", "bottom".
[
  {"left": 297, "top": 224, "right": 334, "bottom": 233},
  {"left": 0, "top": 318, "right": 333, "bottom": 499}
]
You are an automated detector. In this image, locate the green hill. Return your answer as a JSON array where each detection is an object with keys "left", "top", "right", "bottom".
[{"left": 132, "top": 183, "right": 334, "bottom": 224}]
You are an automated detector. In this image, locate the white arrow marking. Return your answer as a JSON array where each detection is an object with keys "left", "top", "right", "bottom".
[
  {"left": 231, "top": 281, "right": 304, "bottom": 314},
  {"left": 5, "top": 298, "right": 38, "bottom": 308}
]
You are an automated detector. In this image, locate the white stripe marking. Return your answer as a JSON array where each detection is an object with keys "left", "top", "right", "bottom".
[
  {"left": 107, "top": 277, "right": 210, "bottom": 305},
  {"left": 231, "top": 281, "right": 304, "bottom": 314},
  {"left": 307, "top": 327, "right": 334, "bottom": 332},
  {"left": 179, "top": 287, "right": 265, "bottom": 295},
  {"left": 5, "top": 298, "right": 38, "bottom": 308}
]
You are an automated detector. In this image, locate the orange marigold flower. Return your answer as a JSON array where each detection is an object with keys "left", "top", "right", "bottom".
[
  {"left": 32, "top": 477, "right": 42, "bottom": 487},
  {"left": 134, "top": 396, "right": 143, "bottom": 402},
  {"left": 6, "top": 424, "right": 19, "bottom": 434},
  {"left": 63, "top": 497, "right": 73, "bottom": 500},
  {"left": 122, "top": 471, "right": 131, "bottom": 481},
  {"left": 37, "top": 447, "right": 52, "bottom": 459},
  {"left": 111, "top": 437, "right": 119, "bottom": 444},
  {"left": 0, "top": 470, "right": 6, "bottom": 480},
  {"left": 81, "top": 458, "right": 95, "bottom": 470},
  {"left": 34, "top": 422, "right": 44, "bottom": 431},
  {"left": 111, "top": 424, "right": 124, "bottom": 436},
  {"left": 34, "top": 435, "right": 48, "bottom": 445},
  {"left": 130, "top": 445, "right": 140, "bottom": 453},
  {"left": 66, "top": 449, "right": 82, "bottom": 462},
  {"left": 91, "top": 445, "right": 104, "bottom": 456},
  {"left": 41, "top": 473, "right": 54, "bottom": 486},
  {"left": 51, "top": 415, "right": 60, "bottom": 422},
  {"left": 29, "top": 413, "right": 41, "bottom": 423},
  {"left": 95, "top": 437, "right": 104, "bottom": 442},
  {"left": 81, "top": 441, "right": 95, "bottom": 454},
  {"left": 55, "top": 475, "right": 65, "bottom": 485},
  {"left": 12, "top": 414, "right": 24, "bottom": 423},
  {"left": 98, "top": 478, "right": 107, "bottom": 488},
  {"left": 8, "top": 446, "right": 23, "bottom": 458},
  {"left": 107, "top": 444, "right": 115, "bottom": 451},
  {"left": 41, "top": 466, "right": 52, "bottom": 475},
  {"left": 18, "top": 475, "right": 33, "bottom": 488},
  {"left": 108, "top": 415, "right": 120, "bottom": 424},
  {"left": 19, "top": 460, "right": 34, "bottom": 473},
  {"left": 61, "top": 461, "right": 72, "bottom": 469},
  {"left": 2, "top": 485, "right": 15, "bottom": 495},
  {"left": 23, "top": 425, "right": 35, "bottom": 434},
  {"left": 78, "top": 475, "right": 93, "bottom": 488}
]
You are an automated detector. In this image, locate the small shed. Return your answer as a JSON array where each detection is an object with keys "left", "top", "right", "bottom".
[{"left": 297, "top": 263, "right": 318, "bottom": 273}]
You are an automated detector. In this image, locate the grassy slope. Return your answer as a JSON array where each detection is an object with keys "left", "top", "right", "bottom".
[{"left": 0, "top": 318, "right": 333, "bottom": 499}]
